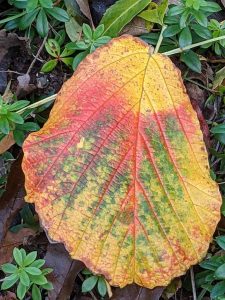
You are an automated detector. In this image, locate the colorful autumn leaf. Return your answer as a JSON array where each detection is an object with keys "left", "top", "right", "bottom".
[{"left": 22, "top": 35, "right": 221, "bottom": 289}]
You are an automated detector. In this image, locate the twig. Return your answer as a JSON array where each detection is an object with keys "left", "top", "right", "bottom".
[
  {"left": 190, "top": 267, "right": 197, "bottom": 300},
  {"left": 208, "top": 59, "right": 225, "bottom": 64},
  {"left": 0, "top": 70, "right": 24, "bottom": 75},
  {"left": 184, "top": 78, "right": 214, "bottom": 92},
  {"left": 154, "top": 25, "right": 167, "bottom": 54},
  {"left": 26, "top": 35, "right": 48, "bottom": 75},
  {"left": 163, "top": 35, "right": 225, "bottom": 56}
]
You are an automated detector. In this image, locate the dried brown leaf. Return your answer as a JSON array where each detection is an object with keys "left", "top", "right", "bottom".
[
  {"left": 45, "top": 244, "right": 84, "bottom": 300},
  {"left": 0, "top": 228, "right": 35, "bottom": 264},
  {"left": 0, "top": 133, "right": 15, "bottom": 155},
  {"left": 112, "top": 285, "right": 164, "bottom": 300},
  {"left": 121, "top": 17, "right": 148, "bottom": 36},
  {"left": 76, "top": 0, "right": 94, "bottom": 27},
  {"left": 0, "top": 156, "right": 25, "bottom": 242}
]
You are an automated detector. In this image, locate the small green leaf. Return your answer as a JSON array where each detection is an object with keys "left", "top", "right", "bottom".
[
  {"left": 20, "top": 249, "right": 27, "bottom": 260},
  {"left": 97, "top": 277, "right": 107, "bottom": 297},
  {"left": 13, "top": 248, "right": 23, "bottom": 267},
  {"left": 215, "top": 263, "right": 225, "bottom": 279},
  {"left": 180, "top": 50, "right": 201, "bottom": 73},
  {"left": 19, "top": 8, "right": 39, "bottom": 30},
  {"left": 60, "top": 48, "right": 76, "bottom": 57},
  {"left": 0, "top": 11, "right": 26, "bottom": 25},
  {"left": 41, "top": 282, "right": 54, "bottom": 290},
  {"left": 36, "top": 9, "right": 49, "bottom": 37},
  {"left": 13, "top": 130, "right": 25, "bottom": 146},
  {"left": 167, "top": 5, "right": 184, "bottom": 16},
  {"left": 19, "top": 270, "right": 30, "bottom": 286},
  {"left": 26, "top": 0, "right": 38, "bottom": 12},
  {"left": 211, "top": 124, "right": 225, "bottom": 134},
  {"left": 8, "top": 100, "right": 30, "bottom": 111},
  {"left": 0, "top": 117, "right": 10, "bottom": 134},
  {"left": 29, "top": 274, "right": 48, "bottom": 285},
  {"left": 72, "top": 51, "right": 88, "bottom": 70},
  {"left": 201, "top": 1, "right": 221, "bottom": 13},
  {"left": 179, "top": 27, "right": 192, "bottom": 48},
  {"left": 39, "top": 0, "right": 53, "bottom": 8},
  {"left": 61, "top": 57, "right": 73, "bottom": 66},
  {"left": 45, "top": 7, "right": 69, "bottom": 22},
  {"left": 17, "top": 122, "right": 40, "bottom": 132},
  {"left": 139, "top": 0, "right": 168, "bottom": 25},
  {"left": 1, "top": 274, "right": 18, "bottom": 290},
  {"left": 82, "top": 276, "right": 98, "bottom": 293},
  {"left": 82, "top": 268, "right": 93, "bottom": 275},
  {"left": 213, "top": 67, "right": 225, "bottom": 89},
  {"left": 192, "top": 10, "right": 208, "bottom": 27},
  {"left": 32, "top": 284, "right": 42, "bottom": 300},
  {"left": 17, "top": 282, "right": 27, "bottom": 300},
  {"left": 45, "top": 39, "right": 61, "bottom": 57},
  {"left": 191, "top": 24, "right": 212, "bottom": 39},
  {"left": 94, "top": 36, "right": 111, "bottom": 46},
  {"left": 41, "top": 60, "right": 58, "bottom": 73},
  {"left": 24, "top": 251, "right": 37, "bottom": 266},
  {"left": 179, "top": 9, "right": 190, "bottom": 28},
  {"left": 75, "top": 41, "right": 89, "bottom": 50},
  {"left": 211, "top": 281, "right": 225, "bottom": 299},
  {"left": 7, "top": 112, "right": 24, "bottom": 124},
  {"left": 30, "top": 259, "right": 45, "bottom": 268},
  {"left": 83, "top": 23, "right": 93, "bottom": 40},
  {"left": 55, "top": 29, "right": 66, "bottom": 46},
  {"left": 200, "top": 256, "right": 225, "bottom": 271},
  {"left": 93, "top": 24, "right": 105, "bottom": 39},
  {"left": 25, "top": 267, "right": 42, "bottom": 275},
  {"left": 1, "top": 263, "right": 18, "bottom": 274},
  {"left": 163, "top": 24, "right": 181, "bottom": 37},
  {"left": 41, "top": 268, "right": 53, "bottom": 275}
]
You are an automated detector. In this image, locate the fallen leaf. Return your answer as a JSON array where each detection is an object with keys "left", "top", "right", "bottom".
[
  {"left": 0, "top": 291, "right": 17, "bottom": 300},
  {"left": 112, "top": 285, "right": 164, "bottom": 300},
  {"left": 22, "top": 35, "right": 221, "bottom": 288},
  {"left": 0, "top": 228, "right": 35, "bottom": 264},
  {"left": 0, "top": 30, "right": 25, "bottom": 61},
  {"left": 76, "top": 0, "right": 94, "bottom": 28},
  {"left": 0, "top": 30, "right": 25, "bottom": 93},
  {"left": 121, "top": 17, "right": 148, "bottom": 36},
  {"left": 0, "top": 156, "right": 25, "bottom": 242},
  {"left": 45, "top": 244, "right": 84, "bottom": 300},
  {"left": 0, "top": 133, "right": 15, "bottom": 155},
  {"left": 16, "top": 74, "right": 36, "bottom": 98},
  {"left": 186, "top": 83, "right": 207, "bottom": 110}
]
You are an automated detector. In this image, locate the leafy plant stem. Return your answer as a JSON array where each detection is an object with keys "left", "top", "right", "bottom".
[
  {"left": 154, "top": 25, "right": 167, "bottom": 54},
  {"left": 17, "top": 94, "right": 57, "bottom": 114},
  {"left": 163, "top": 35, "right": 225, "bottom": 56}
]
